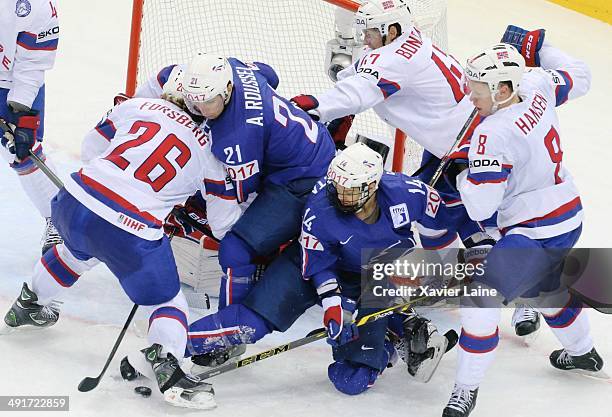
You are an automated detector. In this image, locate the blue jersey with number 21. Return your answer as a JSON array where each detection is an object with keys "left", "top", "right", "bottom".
[{"left": 206, "top": 58, "right": 335, "bottom": 203}]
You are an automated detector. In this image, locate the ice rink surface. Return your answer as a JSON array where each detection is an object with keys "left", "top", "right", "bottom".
[{"left": 0, "top": 1, "right": 610, "bottom": 416}]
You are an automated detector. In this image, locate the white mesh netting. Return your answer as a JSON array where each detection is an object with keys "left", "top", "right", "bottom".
[{"left": 133, "top": 0, "right": 448, "bottom": 174}]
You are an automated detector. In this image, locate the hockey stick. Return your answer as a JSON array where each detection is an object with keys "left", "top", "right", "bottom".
[
  {"left": 78, "top": 304, "right": 139, "bottom": 392},
  {"left": 28, "top": 150, "right": 64, "bottom": 189},
  {"left": 426, "top": 107, "right": 478, "bottom": 187},
  {"left": 170, "top": 206, "right": 220, "bottom": 243},
  {"left": 193, "top": 296, "right": 423, "bottom": 381}
]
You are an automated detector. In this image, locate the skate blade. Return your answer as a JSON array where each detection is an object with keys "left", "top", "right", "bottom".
[
  {"left": 413, "top": 334, "right": 448, "bottom": 383},
  {"left": 520, "top": 329, "right": 540, "bottom": 347},
  {"left": 0, "top": 323, "right": 52, "bottom": 335},
  {"left": 164, "top": 387, "right": 217, "bottom": 410},
  {"left": 569, "top": 368, "right": 611, "bottom": 382},
  {"left": 0, "top": 324, "right": 16, "bottom": 335}
]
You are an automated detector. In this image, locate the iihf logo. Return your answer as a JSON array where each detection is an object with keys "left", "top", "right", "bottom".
[{"left": 15, "top": 0, "right": 32, "bottom": 17}]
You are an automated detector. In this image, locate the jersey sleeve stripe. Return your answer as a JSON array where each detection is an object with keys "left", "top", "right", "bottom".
[
  {"left": 73, "top": 171, "right": 163, "bottom": 228},
  {"left": 204, "top": 178, "right": 236, "bottom": 200},
  {"left": 16, "top": 31, "right": 58, "bottom": 51},
  {"left": 156, "top": 64, "right": 177, "bottom": 88},
  {"left": 467, "top": 166, "right": 512, "bottom": 185},
  {"left": 554, "top": 70, "right": 574, "bottom": 106},
  {"left": 377, "top": 78, "right": 401, "bottom": 99},
  {"left": 94, "top": 119, "right": 117, "bottom": 141}
]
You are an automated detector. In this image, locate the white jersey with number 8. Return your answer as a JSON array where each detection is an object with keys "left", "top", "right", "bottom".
[{"left": 457, "top": 43, "right": 591, "bottom": 239}]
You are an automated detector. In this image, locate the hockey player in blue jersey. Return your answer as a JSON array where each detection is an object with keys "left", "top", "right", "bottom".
[
  {"left": 185, "top": 143, "right": 469, "bottom": 395},
  {"left": 180, "top": 53, "right": 336, "bottom": 312}
]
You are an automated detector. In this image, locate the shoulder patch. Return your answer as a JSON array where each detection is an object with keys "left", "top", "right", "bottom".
[
  {"left": 15, "top": 0, "right": 31, "bottom": 17},
  {"left": 389, "top": 203, "right": 410, "bottom": 228}
]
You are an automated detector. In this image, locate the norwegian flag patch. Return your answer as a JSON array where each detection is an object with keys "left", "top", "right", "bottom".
[
  {"left": 382, "top": 0, "right": 395, "bottom": 10},
  {"left": 497, "top": 51, "right": 509, "bottom": 59}
]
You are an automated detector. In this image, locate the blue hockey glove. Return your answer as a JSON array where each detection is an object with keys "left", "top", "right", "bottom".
[
  {"left": 6, "top": 105, "right": 40, "bottom": 160},
  {"left": 442, "top": 145, "right": 470, "bottom": 192},
  {"left": 501, "top": 25, "right": 545, "bottom": 67},
  {"left": 322, "top": 293, "right": 358, "bottom": 347}
]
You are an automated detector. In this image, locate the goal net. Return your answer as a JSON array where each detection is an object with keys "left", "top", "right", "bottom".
[{"left": 126, "top": 0, "right": 449, "bottom": 174}]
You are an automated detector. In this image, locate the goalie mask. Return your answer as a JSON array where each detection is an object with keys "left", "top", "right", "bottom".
[
  {"left": 464, "top": 43, "right": 525, "bottom": 113},
  {"left": 354, "top": 0, "right": 412, "bottom": 39},
  {"left": 326, "top": 142, "right": 384, "bottom": 213},
  {"left": 182, "top": 53, "right": 234, "bottom": 117}
]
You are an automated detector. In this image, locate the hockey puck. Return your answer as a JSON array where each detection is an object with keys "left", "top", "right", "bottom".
[{"left": 134, "top": 386, "right": 152, "bottom": 398}]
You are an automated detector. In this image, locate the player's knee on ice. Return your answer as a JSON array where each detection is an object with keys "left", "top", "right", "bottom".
[
  {"left": 327, "top": 338, "right": 395, "bottom": 395},
  {"left": 328, "top": 361, "right": 380, "bottom": 395}
]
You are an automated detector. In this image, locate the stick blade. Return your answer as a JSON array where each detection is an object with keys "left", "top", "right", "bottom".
[{"left": 78, "top": 377, "right": 99, "bottom": 392}]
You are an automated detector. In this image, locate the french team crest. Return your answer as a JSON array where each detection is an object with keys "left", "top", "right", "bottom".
[{"left": 16, "top": 0, "right": 32, "bottom": 17}]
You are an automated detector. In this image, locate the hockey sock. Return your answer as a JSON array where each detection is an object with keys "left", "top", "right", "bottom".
[
  {"left": 32, "top": 244, "right": 95, "bottom": 305},
  {"left": 10, "top": 144, "right": 58, "bottom": 218},
  {"left": 146, "top": 291, "right": 189, "bottom": 359},
  {"left": 540, "top": 293, "right": 593, "bottom": 356},
  {"left": 455, "top": 307, "right": 501, "bottom": 389}
]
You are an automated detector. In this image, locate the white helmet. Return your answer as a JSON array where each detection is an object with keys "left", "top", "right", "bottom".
[
  {"left": 326, "top": 142, "right": 384, "bottom": 213},
  {"left": 464, "top": 43, "right": 525, "bottom": 112},
  {"left": 354, "top": 0, "right": 412, "bottom": 38},
  {"left": 182, "top": 53, "right": 234, "bottom": 116}
]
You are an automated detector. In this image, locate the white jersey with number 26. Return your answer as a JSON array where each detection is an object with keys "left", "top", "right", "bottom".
[{"left": 66, "top": 98, "right": 240, "bottom": 241}]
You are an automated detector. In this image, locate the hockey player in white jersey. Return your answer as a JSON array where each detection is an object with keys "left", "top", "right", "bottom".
[
  {"left": 1, "top": 93, "right": 242, "bottom": 410},
  {"left": 292, "top": 0, "right": 540, "bottom": 334},
  {"left": 440, "top": 36, "right": 604, "bottom": 417},
  {"left": 0, "top": 0, "right": 62, "bottom": 254},
  {"left": 292, "top": 0, "right": 491, "bottom": 254}
]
